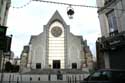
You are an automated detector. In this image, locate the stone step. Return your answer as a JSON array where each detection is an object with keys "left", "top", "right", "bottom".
[{"left": 23, "top": 69, "right": 89, "bottom": 74}]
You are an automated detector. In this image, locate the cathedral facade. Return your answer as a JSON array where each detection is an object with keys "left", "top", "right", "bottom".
[{"left": 21, "top": 11, "right": 93, "bottom": 70}]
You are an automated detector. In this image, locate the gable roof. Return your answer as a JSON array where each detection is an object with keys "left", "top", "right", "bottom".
[{"left": 46, "top": 10, "right": 67, "bottom": 26}]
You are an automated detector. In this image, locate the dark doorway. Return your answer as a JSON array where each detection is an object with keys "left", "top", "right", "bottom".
[
  {"left": 53, "top": 60, "right": 60, "bottom": 69},
  {"left": 109, "top": 47, "right": 125, "bottom": 69},
  {"left": 36, "top": 63, "right": 41, "bottom": 69},
  {"left": 72, "top": 63, "right": 77, "bottom": 69}
]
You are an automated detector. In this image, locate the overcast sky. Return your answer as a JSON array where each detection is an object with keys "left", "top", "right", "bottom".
[{"left": 6, "top": 0, "right": 101, "bottom": 58}]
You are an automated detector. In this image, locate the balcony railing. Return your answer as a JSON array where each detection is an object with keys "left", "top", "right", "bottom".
[
  {"left": 109, "top": 30, "right": 118, "bottom": 37},
  {"left": 99, "top": 31, "right": 125, "bottom": 50}
]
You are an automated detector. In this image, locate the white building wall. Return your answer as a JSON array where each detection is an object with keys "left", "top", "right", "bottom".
[
  {"left": 27, "top": 11, "right": 89, "bottom": 70},
  {"left": 27, "top": 45, "right": 32, "bottom": 68},
  {"left": 0, "top": 0, "right": 11, "bottom": 26},
  {"left": 96, "top": 0, "right": 104, "bottom": 8},
  {"left": 98, "top": 14, "right": 109, "bottom": 37},
  {"left": 97, "top": 0, "right": 125, "bottom": 37},
  {"left": 30, "top": 32, "right": 46, "bottom": 69},
  {"left": 67, "top": 33, "right": 82, "bottom": 69},
  {"left": 48, "top": 21, "right": 65, "bottom": 69},
  {"left": 29, "top": 31, "right": 84, "bottom": 69},
  {"left": 115, "top": 1, "right": 125, "bottom": 32}
]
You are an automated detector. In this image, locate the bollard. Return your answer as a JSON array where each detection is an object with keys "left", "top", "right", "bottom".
[
  {"left": 68, "top": 76, "right": 69, "bottom": 83},
  {"left": 9, "top": 74, "right": 11, "bottom": 83},
  {"left": 79, "top": 75, "right": 81, "bottom": 82},
  {"left": 30, "top": 77, "right": 32, "bottom": 83},
  {"left": 48, "top": 73, "right": 51, "bottom": 81},
  {"left": 70, "top": 76, "right": 71, "bottom": 83},
  {"left": 75, "top": 76, "right": 77, "bottom": 83},
  {"left": 72, "top": 75, "right": 74, "bottom": 83},
  {"left": 17, "top": 77, "right": 19, "bottom": 83}
]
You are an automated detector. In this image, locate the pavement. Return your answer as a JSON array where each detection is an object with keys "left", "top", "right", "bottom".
[{"left": 1, "top": 80, "right": 81, "bottom": 83}]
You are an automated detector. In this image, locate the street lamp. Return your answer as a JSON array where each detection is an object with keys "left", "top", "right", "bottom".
[{"left": 67, "top": 5, "right": 75, "bottom": 19}]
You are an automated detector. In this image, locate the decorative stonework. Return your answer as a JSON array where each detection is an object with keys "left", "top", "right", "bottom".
[
  {"left": 51, "top": 26, "right": 62, "bottom": 37},
  {"left": 23, "top": 11, "right": 93, "bottom": 70}
]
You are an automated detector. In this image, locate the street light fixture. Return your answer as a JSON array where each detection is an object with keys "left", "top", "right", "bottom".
[{"left": 67, "top": 5, "right": 75, "bottom": 19}]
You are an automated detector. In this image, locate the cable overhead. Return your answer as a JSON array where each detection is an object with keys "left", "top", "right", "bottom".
[
  {"left": 11, "top": 0, "right": 32, "bottom": 9},
  {"left": 33, "top": 0, "right": 124, "bottom": 11},
  {"left": 11, "top": 0, "right": 124, "bottom": 11}
]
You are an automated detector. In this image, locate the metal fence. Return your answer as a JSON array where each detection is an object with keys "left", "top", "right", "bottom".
[{"left": 0, "top": 72, "right": 88, "bottom": 83}]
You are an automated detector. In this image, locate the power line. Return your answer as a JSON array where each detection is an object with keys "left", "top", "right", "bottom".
[
  {"left": 11, "top": 0, "right": 32, "bottom": 9},
  {"left": 34, "top": 0, "right": 124, "bottom": 11},
  {"left": 11, "top": 0, "right": 124, "bottom": 11},
  {"left": 34, "top": 0, "right": 98, "bottom": 8}
]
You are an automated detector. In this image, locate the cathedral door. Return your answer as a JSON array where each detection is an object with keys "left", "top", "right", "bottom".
[
  {"left": 53, "top": 60, "right": 60, "bottom": 69},
  {"left": 72, "top": 63, "right": 77, "bottom": 69}
]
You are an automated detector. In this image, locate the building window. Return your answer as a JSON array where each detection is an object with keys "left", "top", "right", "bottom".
[
  {"left": 106, "top": 10, "right": 118, "bottom": 36},
  {"left": 36, "top": 63, "right": 41, "bottom": 69}
]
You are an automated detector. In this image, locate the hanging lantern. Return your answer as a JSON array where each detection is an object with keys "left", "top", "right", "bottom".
[{"left": 67, "top": 5, "right": 74, "bottom": 19}]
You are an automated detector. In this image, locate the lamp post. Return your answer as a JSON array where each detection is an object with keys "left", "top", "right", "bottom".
[{"left": 9, "top": 74, "right": 11, "bottom": 83}]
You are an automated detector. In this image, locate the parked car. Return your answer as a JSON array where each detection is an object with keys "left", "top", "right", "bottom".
[{"left": 80, "top": 69, "right": 125, "bottom": 83}]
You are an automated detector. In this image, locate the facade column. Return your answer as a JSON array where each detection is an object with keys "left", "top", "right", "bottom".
[{"left": 104, "top": 52, "right": 110, "bottom": 69}]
